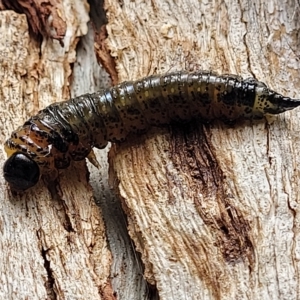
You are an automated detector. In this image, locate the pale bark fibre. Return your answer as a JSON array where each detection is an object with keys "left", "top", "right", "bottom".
[
  {"left": 0, "top": 8, "right": 115, "bottom": 300},
  {"left": 105, "top": 0, "right": 300, "bottom": 299}
]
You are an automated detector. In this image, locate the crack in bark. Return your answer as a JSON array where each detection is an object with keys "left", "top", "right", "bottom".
[
  {"left": 170, "top": 121, "right": 254, "bottom": 264},
  {"left": 59, "top": 201, "right": 76, "bottom": 233},
  {"left": 41, "top": 248, "right": 57, "bottom": 300}
]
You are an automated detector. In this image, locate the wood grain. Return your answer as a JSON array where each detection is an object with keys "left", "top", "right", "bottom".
[
  {"left": 105, "top": 0, "right": 300, "bottom": 299},
  {"left": 0, "top": 7, "right": 114, "bottom": 300}
]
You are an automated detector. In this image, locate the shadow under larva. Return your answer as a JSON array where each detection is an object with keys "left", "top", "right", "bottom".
[{"left": 3, "top": 70, "right": 300, "bottom": 191}]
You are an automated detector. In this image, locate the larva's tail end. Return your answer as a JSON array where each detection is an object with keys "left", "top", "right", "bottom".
[
  {"left": 280, "top": 97, "right": 300, "bottom": 112},
  {"left": 264, "top": 94, "right": 300, "bottom": 115}
]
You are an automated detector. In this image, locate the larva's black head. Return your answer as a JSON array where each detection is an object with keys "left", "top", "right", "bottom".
[{"left": 3, "top": 152, "right": 40, "bottom": 191}]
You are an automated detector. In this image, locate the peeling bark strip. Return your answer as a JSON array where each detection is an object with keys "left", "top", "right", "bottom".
[
  {"left": 3, "top": 71, "right": 300, "bottom": 191},
  {"left": 1, "top": 0, "right": 67, "bottom": 40}
]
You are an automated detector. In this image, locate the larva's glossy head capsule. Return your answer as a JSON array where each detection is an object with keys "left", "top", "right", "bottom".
[{"left": 3, "top": 152, "right": 40, "bottom": 191}]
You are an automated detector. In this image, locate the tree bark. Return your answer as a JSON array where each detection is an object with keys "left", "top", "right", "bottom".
[
  {"left": 0, "top": 5, "right": 115, "bottom": 300},
  {"left": 0, "top": 0, "right": 151, "bottom": 298},
  {"left": 105, "top": 0, "right": 300, "bottom": 299},
  {"left": 1, "top": 0, "right": 300, "bottom": 300}
]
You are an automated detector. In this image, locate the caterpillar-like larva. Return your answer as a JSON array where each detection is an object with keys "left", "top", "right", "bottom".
[{"left": 3, "top": 71, "right": 300, "bottom": 191}]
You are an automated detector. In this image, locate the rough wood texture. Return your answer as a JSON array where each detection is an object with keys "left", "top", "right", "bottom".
[
  {"left": 105, "top": 0, "right": 300, "bottom": 299},
  {"left": 72, "top": 19, "right": 152, "bottom": 299},
  {"left": 1, "top": 0, "right": 300, "bottom": 299},
  {"left": 0, "top": 0, "right": 151, "bottom": 298},
  {"left": 0, "top": 7, "right": 116, "bottom": 300},
  {"left": 0, "top": 0, "right": 86, "bottom": 41}
]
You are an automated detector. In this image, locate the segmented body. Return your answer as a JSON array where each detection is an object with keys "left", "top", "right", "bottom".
[{"left": 4, "top": 70, "right": 299, "bottom": 176}]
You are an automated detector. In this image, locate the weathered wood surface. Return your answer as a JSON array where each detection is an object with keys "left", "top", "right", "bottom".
[
  {"left": 0, "top": 0, "right": 152, "bottom": 298},
  {"left": 1, "top": 0, "right": 300, "bottom": 300},
  {"left": 105, "top": 0, "right": 300, "bottom": 299}
]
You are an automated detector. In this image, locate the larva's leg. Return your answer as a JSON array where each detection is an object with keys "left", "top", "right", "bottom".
[
  {"left": 86, "top": 150, "right": 101, "bottom": 169},
  {"left": 45, "top": 178, "right": 62, "bottom": 201},
  {"left": 220, "top": 117, "right": 238, "bottom": 127},
  {"left": 42, "top": 169, "right": 62, "bottom": 201}
]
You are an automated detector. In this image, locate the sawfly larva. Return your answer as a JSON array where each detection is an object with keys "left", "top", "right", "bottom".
[{"left": 3, "top": 71, "right": 300, "bottom": 191}]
